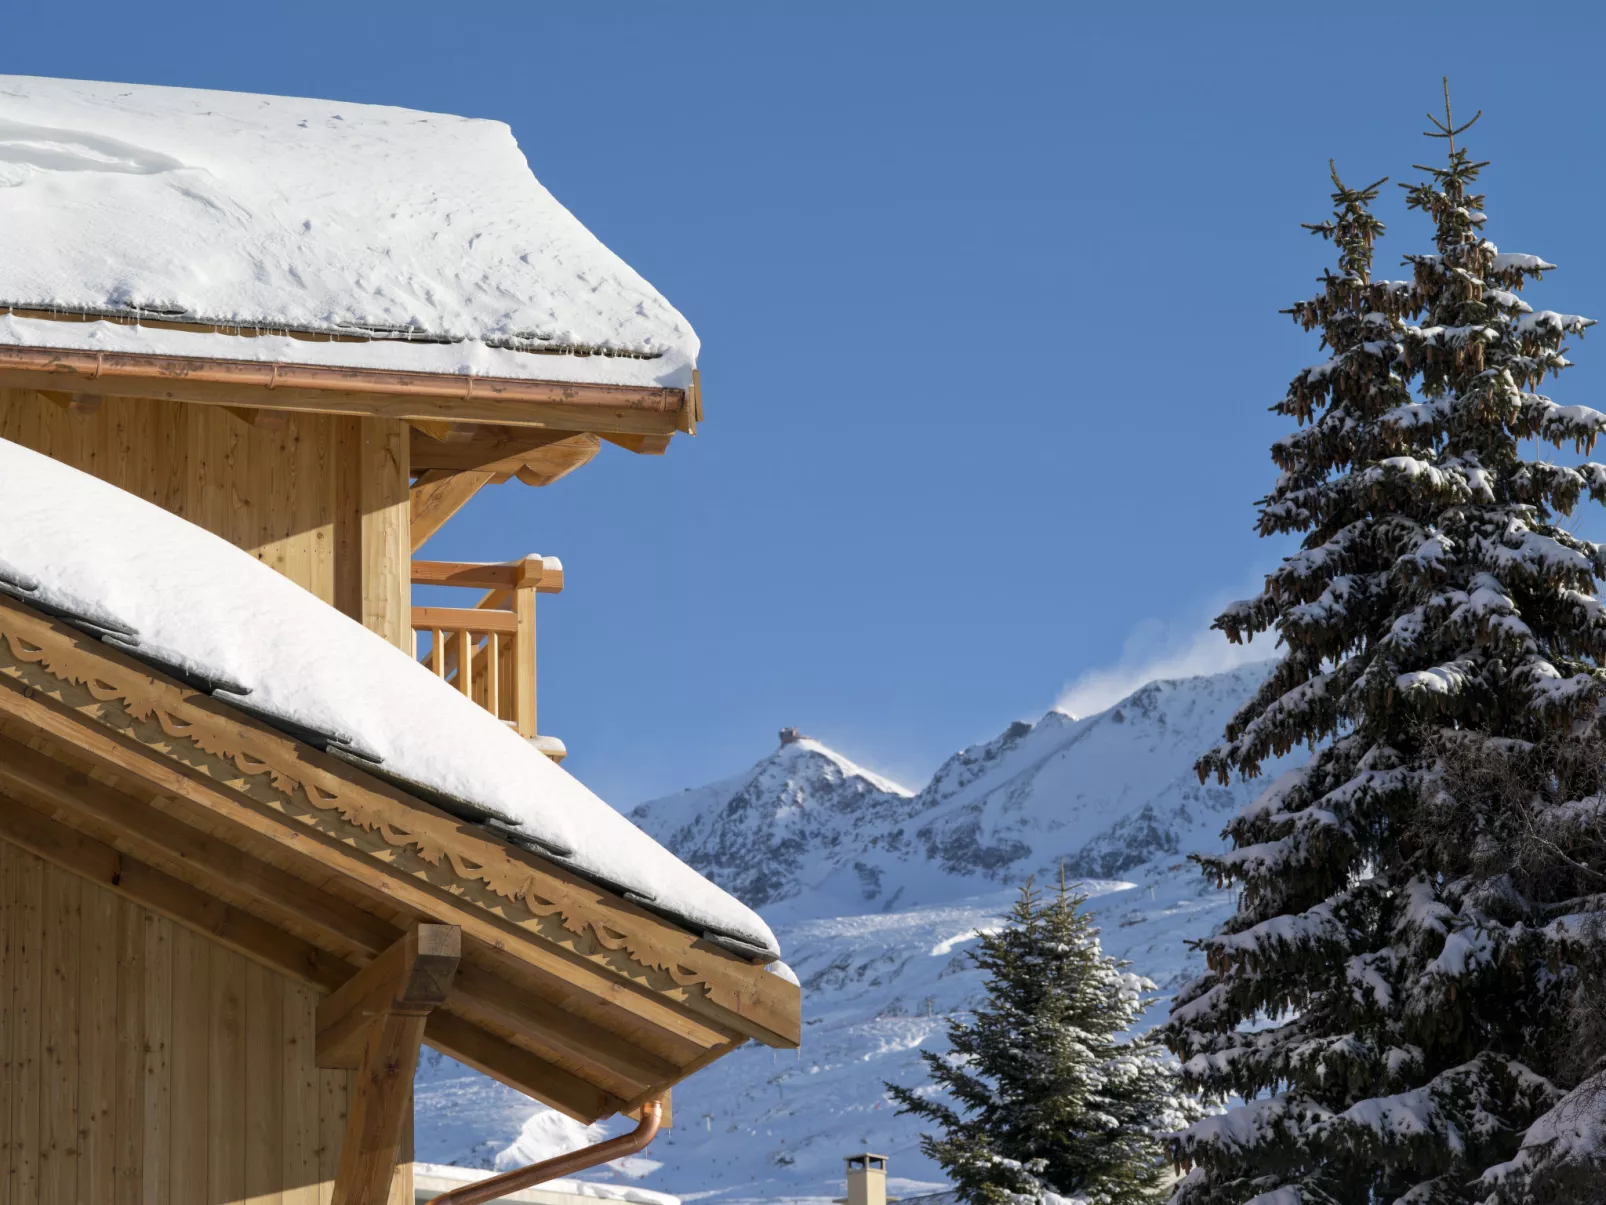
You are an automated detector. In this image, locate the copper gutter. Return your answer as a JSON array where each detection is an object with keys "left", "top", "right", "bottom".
[
  {"left": 0, "top": 345, "right": 690, "bottom": 429},
  {"left": 426, "top": 1098, "right": 664, "bottom": 1205}
]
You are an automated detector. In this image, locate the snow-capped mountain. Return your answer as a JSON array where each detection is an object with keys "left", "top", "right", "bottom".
[
  {"left": 631, "top": 663, "right": 1274, "bottom": 915},
  {"left": 624, "top": 737, "right": 918, "bottom": 908},
  {"left": 414, "top": 662, "right": 1286, "bottom": 1204}
]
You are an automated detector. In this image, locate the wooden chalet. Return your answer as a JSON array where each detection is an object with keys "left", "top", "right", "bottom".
[{"left": 0, "top": 75, "right": 797, "bottom": 1205}]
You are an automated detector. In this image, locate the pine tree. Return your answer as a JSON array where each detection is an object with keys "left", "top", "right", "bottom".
[
  {"left": 888, "top": 876, "right": 1194, "bottom": 1205},
  {"left": 1162, "top": 83, "right": 1606, "bottom": 1204}
]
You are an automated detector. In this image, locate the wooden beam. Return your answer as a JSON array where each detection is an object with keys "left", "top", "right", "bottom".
[
  {"left": 318, "top": 925, "right": 460, "bottom": 1069},
  {"left": 409, "top": 470, "right": 492, "bottom": 553},
  {"left": 37, "top": 388, "right": 104, "bottom": 416},
  {"left": 410, "top": 557, "right": 563, "bottom": 593},
  {"left": 328, "top": 926, "right": 459, "bottom": 1205},
  {"left": 449, "top": 958, "right": 678, "bottom": 1088},
  {"left": 410, "top": 606, "right": 519, "bottom": 634},
  {"left": 0, "top": 729, "right": 398, "bottom": 959},
  {"left": 409, "top": 426, "right": 601, "bottom": 480},
  {"left": 0, "top": 789, "right": 351, "bottom": 993},
  {"left": 0, "top": 348, "right": 691, "bottom": 435},
  {"left": 408, "top": 419, "right": 455, "bottom": 442},
  {"left": 423, "top": 1010, "right": 624, "bottom": 1122},
  {"left": 601, "top": 432, "right": 673, "bottom": 456},
  {"left": 512, "top": 433, "right": 601, "bottom": 486},
  {"left": 225, "top": 406, "right": 290, "bottom": 431}
]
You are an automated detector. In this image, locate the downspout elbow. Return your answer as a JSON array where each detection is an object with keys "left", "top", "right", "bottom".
[{"left": 426, "top": 1098, "right": 664, "bottom": 1205}]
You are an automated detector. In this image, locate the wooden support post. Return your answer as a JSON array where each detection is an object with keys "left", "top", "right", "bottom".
[
  {"left": 514, "top": 579, "right": 537, "bottom": 739},
  {"left": 319, "top": 924, "right": 460, "bottom": 1205},
  {"left": 359, "top": 418, "right": 411, "bottom": 651}
]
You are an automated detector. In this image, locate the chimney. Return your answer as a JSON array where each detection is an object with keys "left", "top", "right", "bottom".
[
  {"left": 841, "top": 1154, "right": 891, "bottom": 1205},
  {"left": 778, "top": 727, "right": 802, "bottom": 746}
]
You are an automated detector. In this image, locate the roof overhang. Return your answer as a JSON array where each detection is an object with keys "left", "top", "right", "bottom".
[
  {"left": 0, "top": 344, "right": 699, "bottom": 436},
  {"left": 0, "top": 592, "right": 794, "bottom": 1123}
]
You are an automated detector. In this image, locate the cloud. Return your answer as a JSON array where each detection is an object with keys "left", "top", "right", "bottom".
[{"left": 1054, "top": 611, "right": 1276, "bottom": 720}]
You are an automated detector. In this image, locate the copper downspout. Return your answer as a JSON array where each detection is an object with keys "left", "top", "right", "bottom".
[{"left": 426, "top": 1098, "right": 665, "bottom": 1205}]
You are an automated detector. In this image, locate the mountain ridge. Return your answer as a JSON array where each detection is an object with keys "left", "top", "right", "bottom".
[{"left": 416, "top": 659, "right": 1289, "bottom": 1204}]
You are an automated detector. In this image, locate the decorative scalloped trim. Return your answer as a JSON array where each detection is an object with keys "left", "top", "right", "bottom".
[{"left": 0, "top": 620, "right": 726, "bottom": 1009}]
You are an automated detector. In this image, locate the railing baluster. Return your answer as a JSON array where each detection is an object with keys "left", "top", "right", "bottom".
[
  {"left": 514, "top": 581, "right": 536, "bottom": 738},
  {"left": 410, "top": 556, "right": 563, "bottom": 756},
  {"left": 457, "top": 629, "right": 473, "bottom": 698},
  {"left": 487, "top": 632, "right": 500, "bottom": 719}
]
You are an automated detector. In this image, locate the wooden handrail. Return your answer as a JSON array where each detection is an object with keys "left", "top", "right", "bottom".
[
  {"left": 412, "top": 606, "right": 519, "bottom": 634},
  {"left": 411, "top": 556, "right": 564, "bottom": 593},
  {"left": 410, "top": 556, "right": 558, "bottom": 757}
]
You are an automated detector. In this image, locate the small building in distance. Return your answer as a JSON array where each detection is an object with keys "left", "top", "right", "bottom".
[
  {"left": 839, "top": 1154, "right": 895, "bottom": 1205},
  {"left": 0, "top": 74, "right": 797, "bottom": 1205}
]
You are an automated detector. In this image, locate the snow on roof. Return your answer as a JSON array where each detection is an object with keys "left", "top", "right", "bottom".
[
  {"left": 0, "top": 75, "right": 697, "bottom": 390},
  {"left": 0, "top": 436, "right": 775, "bottom": 958}
]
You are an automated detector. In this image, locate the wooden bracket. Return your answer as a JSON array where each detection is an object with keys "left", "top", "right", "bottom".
[
  {"left": 600, "top": 432, "right": 673, "bottom": 456},
  {"left": 224, "top": 405, "right": 290, "bottom": 431},
  {"left": 38, "top": 389, "right": 103, "bottom": 417},
  {"left": 320, "top": 924, "right": 461, "bottom": 1205},
  {"left": 410, "top": 469, "right": 493, "bottom": 552}
]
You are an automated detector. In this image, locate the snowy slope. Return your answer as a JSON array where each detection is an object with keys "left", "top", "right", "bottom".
[{"left": 415, "top": 663, "right": 1285, "bottom": 1203}]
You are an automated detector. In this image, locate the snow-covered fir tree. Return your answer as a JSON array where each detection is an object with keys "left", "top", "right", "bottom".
[
  {"left": 1162, "top": 88, "right": 1606, "bottom": 1204},
  {"left": 888, "top": 877, "right": 1194, "bottom": 1205}
]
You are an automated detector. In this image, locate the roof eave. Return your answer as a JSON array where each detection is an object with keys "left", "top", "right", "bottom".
[
  {"left": 0, "top": 344, "right": 696, "bottom": 436},
  {"left": 0, "top": 594, "right": 796, "bottom": 1124}
]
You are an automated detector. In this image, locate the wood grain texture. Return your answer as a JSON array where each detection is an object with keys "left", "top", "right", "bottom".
[
  {"left": 170, "top": 925, "right": 209, "bottom": 1205},
  {"left": 324, "top": 927, "right": 457, "bottom": 1205},
  {"left": 0, "top": 842, "right": 17, "bottom": 1205},
  {"left": 358, "top": 417, "right": 411, "bottom": 649},
  {"left": 39, "top": 867, "right": 80, "bottom": 1204},
  {"left": 409, "top": 469, "right": 491, "bottom": 553},
  {"left": 140, "top": 914, "right": 172, "bottom": 1205},
  {"left": 317, "top": 925, "right": 460, "bottom": 1069},
  {"left": 329, "top": 1013, "right": 425, "bottom": 1205},
  {"left": 0, "top": 845, "right": 348, "bottom": 1204},
  {"left": 284, "top": 985, "right": 324, "bottom": 1205},
  {"left": 79, "top": 886, "right": 118, "bottom": 1205},
  {"left": 0, "top": 391, "right": 342, "bottom": 607},
  {"left": 7, "top": 851, "right": 41, "bottom": 1205}
]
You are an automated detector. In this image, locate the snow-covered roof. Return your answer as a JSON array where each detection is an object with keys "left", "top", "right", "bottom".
[
  {"left": 0, "top": 75, "right": 697, "bottom": 390},
  {"left": 0, "top": 436, "right": 774, "bottom": 957}
]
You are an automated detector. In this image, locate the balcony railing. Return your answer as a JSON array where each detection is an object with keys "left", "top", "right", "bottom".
[{"left": 410, "top": 555, "right": 566, "bottom": 761}]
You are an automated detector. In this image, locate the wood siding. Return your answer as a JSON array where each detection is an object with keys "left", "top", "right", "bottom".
[
  {"left": 0, "top": 837, "right": 410, "bottom": 1205},
  {"left": 0, "top": 391, "right": 408, "bottom": 640}
]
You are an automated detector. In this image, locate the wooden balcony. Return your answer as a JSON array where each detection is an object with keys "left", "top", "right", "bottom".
[{"left": 410, "top": 555, "right": 567, "bottom": 761}]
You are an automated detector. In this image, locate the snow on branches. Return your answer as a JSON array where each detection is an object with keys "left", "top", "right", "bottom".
[{"left": 1165, "top": 88, "right": 1606, "bottom": 1205}]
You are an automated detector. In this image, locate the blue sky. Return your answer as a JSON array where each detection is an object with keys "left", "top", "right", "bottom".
[{"left": 10, "top": 4, "right": 1606, "bottom": 802}]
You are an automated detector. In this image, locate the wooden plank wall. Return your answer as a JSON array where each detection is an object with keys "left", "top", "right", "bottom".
[
  {"left": 0, "top": 391, "right": 411, "bottom": 645},
  {"left": 0, "top": 837, "right": 413, "bottom": 1205}
]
